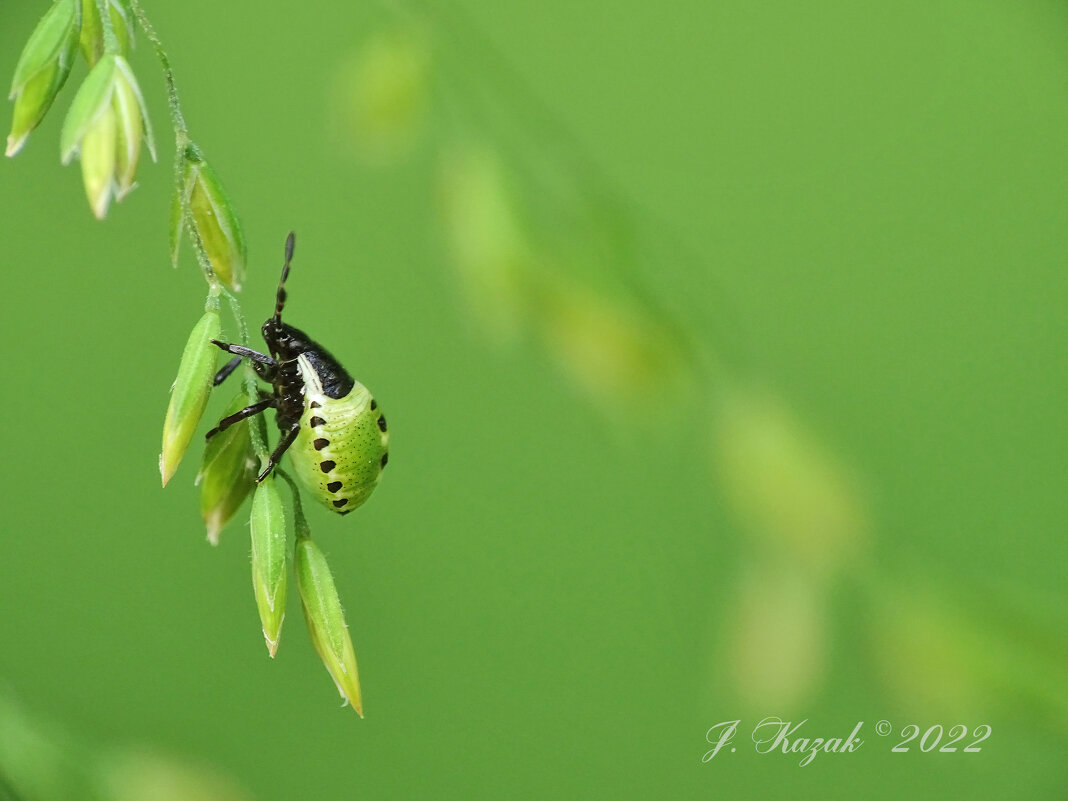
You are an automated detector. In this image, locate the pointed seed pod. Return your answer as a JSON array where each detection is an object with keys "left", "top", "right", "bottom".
[
  {"left": 59, "top": 49, "right": 116, "bottom": 157},
  {"left": 171, "top": 145, "right": 247, "bottom": 289},
  {"left": 110, "top": 61, "right": 144, "bottom": 200},
  {"left": 6, "top": 0, "right": 81, "bottom": 157},
  {"left": 60, "top": 54, "right": 155, "bottom": 218},
  {"left": 160, "top": 308, "right": 221, "bottom": 487},
  {"left": 196, "top": 391, "right": 256, "bottom": 546},
  {"left": 77, "top": 92, "right": 116, "bottom": 218},
  {"left": 296, "top": 538, "right": 363, "bottom": 716},
  {"left": 250, "top": 478, "right": 288, "bottom": 657}
]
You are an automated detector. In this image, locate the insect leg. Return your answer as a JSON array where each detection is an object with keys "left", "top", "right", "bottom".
[
  {"left": 250, "top": 360, "right": 275, "bottom": 381},
  {"left": 213, "top": 356, "right": 242, "bottom": 386},
  {"left": 256, "top": 423, "right": 299, "bottom": 482},
  {"left": 205, "top": 398, "right": 277, "bottom": 440},
  {"left": 210, "top": 340, "right": 275, "bottom": 365},
  {"left": 210, "top": 340, "right": 277, "bottom": 381},
  {"left": 214, "top": 356, "right": 275, "bottom": 385}
]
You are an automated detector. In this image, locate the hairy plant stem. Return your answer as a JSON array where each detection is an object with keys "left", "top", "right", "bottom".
[
  {"left": 129, "top": 1, "right": 267, "bottom": 464},
  {"left": 276, "top": 468, "right": 313, "bottom": 541},
  {"left": 127, "top": 0, "right": 188, "bottom": 141},
  {"left": 127, "top": 1, "right": 217, "bottom": 284},
  {"left": 93, "top": 0, "right": 121, "bottom": 55},
  {"left": 223, "top": 288, "right": 270, "bottom": 463}
]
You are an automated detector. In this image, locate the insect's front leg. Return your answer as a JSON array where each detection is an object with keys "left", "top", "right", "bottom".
[
  {"left": 206, "top": 397, "right": 277, "bottom": 440},
  {"left": 256, "top": 423, "right": 300, "bottom": 482},
  {"left": 214, "top": 355, "right": 275, "bottom": 386},
  {"left": 213, "top": 356, "right": 243, "bottom": 386},
  {"left": 210, "top": 340, "right": 277, "bottom": 384}
]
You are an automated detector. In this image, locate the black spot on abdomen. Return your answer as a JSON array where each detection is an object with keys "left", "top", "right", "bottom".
[
  {"left": 380, "top": 452, "right": 389, "bottom": 468},
  {"left": 327, "top": 481, "right": 342, "bottom": 493},
  {"left": 333, "top": 498, "right": 348, "bottom": 508},
  {"left": 313, "top": 438, "right": 329, "bottom": 450},
  {"left": 309, "top": 416, "right": 326, "bottom": 428},
  {"left": 377, "top": 415, "right": 387, "bottom": 432},
  {"left": 320, "top": 460, "right": 336, "bottom": 473}
]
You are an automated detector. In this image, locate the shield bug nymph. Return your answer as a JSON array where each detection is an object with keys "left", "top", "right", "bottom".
[{"left": 207, "top": 232, "right": 389, "bottom": 515}]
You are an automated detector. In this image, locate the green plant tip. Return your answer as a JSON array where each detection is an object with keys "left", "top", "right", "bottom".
[
  {"left": 296, "top": 538, "right": 364, "bottom": 716},
  {"left": 250, "top": 478, "right": 288, "bottom": 656},
  {"left": 160, "top": 308, "right": 221, "bottom": 486},
  {"left": 6, "top": 0, "right": 81, "bottom": 157},
  {"left": 60, "top": 53, "right": 155, "bottom": 218},
  {"left": 197, "top": 391, "right": 256, "bottom": 546}
]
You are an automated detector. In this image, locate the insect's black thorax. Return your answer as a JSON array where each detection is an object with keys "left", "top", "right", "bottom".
[{"left": 262, "top": 319, "right": 355, "bottom": 431}]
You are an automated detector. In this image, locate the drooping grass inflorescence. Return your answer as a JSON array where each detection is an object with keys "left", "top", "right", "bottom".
[{"left": 6, "top": 0, "right": 371, "bottom": 714}]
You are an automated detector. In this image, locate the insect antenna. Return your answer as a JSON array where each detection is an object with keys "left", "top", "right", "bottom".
[{"left": 274, "top": 232, "right": 296, "bottom": 322}]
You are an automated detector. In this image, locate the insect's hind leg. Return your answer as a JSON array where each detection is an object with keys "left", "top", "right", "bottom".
[
  {"left": 256, "top": 423, "right": 299, "bottom": 482},
  {"left": 206, "top": 397, "right": 277, "bottom": 440}
]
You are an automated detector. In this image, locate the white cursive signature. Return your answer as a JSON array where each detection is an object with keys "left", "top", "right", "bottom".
[{"left": 703, "top": 718, "right": 864, "bottom": 766}]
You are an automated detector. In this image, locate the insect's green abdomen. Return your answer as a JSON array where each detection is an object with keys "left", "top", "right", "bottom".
[{"left": 292, "top": 355, "right": 389, "bottom": 514}]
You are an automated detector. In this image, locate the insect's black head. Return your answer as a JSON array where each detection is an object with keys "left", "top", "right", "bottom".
[
  {"left": 258, "top": 233, "right": 354, "bottom": 398},
  {"left": 262, "top": 318, "right": 316, "bottom": 359}
]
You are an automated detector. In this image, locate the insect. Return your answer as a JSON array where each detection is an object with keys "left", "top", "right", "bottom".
[{"left": 206, "top": 232, "right": 389, "bottom": 515}]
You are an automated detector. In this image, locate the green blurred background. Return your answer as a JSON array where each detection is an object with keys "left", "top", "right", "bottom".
[{"left": 2, "top": 0, "right": 1066, "bottom": 798}]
